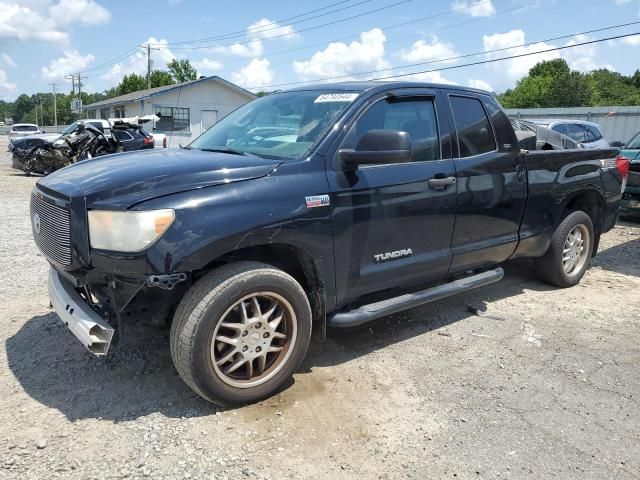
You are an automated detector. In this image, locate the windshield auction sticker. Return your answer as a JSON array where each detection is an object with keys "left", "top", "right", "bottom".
[{"left": 314, "top": 93, "right": 359, "bottom": 103}]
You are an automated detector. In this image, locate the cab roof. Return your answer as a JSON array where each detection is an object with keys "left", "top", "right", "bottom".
[{"left": 284, "top": 81, "right": 493, "bottom": 96}]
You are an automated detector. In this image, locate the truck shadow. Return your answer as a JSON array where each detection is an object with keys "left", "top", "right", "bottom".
[
  {"left": 6, "top": 261, "right": 554, "bottom": 422},
  {"left": 591, "top": 236, "right": 640, "bottom": 278}
]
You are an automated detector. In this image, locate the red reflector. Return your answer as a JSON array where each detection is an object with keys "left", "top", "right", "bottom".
[
  {"left": 616, "top": 154, "right": 630, "bottom": 177},
  {"left": 144, "top": 137, "right": 154, "bottom": 145}
]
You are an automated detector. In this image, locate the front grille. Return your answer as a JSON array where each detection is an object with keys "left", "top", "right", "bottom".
[{"left": 30, "top": 191, "right": 72, "bottom": 266}]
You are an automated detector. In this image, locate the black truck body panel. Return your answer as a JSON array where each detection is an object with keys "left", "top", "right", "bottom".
[{"left": 32, "top": 81, "right": 625, "bottom": 328}]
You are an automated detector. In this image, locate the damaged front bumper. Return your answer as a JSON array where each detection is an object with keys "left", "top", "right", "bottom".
[{"left": 48, "top": 267, "right": 114, "bottom": 356}]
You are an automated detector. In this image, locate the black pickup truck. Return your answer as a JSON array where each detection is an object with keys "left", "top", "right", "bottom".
[{"left": 30, "top": 82, "right": 630, "bottom": 405}]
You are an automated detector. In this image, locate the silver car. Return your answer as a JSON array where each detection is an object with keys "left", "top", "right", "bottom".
[
  {"left": 527, "top": 119, "right": 609, "bottom": 149},
  {"left": 8, "top": 123, "right": 42, "bottom": 139}
]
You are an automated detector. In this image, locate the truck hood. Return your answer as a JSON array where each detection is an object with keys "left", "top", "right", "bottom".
[{"left": 37, "top": 148, "right": 282, "bottom": 208}]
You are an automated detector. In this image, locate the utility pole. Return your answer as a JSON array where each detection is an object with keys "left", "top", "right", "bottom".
[
  {"left": 77, "top": 74, "right": 84, "bottom": 119},
  {"left": 49, "top": 83, "right": 59, "bottom": 129},
  {"left": 144, "top": 44, "right": 159, "bottom": 91}
]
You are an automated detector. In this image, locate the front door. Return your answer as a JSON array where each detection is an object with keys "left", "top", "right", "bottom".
[{"left": 328, "top": 91, "right": 457, "bottom": 308}]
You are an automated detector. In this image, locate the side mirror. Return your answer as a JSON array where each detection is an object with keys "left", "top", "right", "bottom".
[{"left": 339, "top": 129, "right": 412, "bottom": 170}]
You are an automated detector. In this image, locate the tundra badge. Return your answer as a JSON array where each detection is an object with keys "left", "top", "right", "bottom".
[{"left": 374, "top": 248, "right": 413, "bottom": 263}]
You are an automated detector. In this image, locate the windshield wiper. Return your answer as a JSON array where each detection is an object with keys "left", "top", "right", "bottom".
[{"left": 198, "top": 147, "right": 249, "bottom": 156}]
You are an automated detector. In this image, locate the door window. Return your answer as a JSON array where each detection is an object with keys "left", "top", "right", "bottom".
[
  {"left": 566, "top": 124, "right": 586, "bottom": 142},
  {"left": 113, "top": 130, "right": 133, "bottom": 142},
  {"left": 342, "top": 97, "right": 440, "bottom": 163},
  {"left": 449, "top": 96, "right": 496, "bottom": 157},
  {"left": 585, "top": 125, "right": 602, "bottom": 142},
  {"left": 551, "top": 123, "right": 567, "bottom": 135}
]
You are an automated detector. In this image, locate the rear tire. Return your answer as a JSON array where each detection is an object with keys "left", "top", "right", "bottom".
[
  {"left": 534, "top": 210, "right": 594, "bottom": 288},
  {"left": 170, "top": 261, "right": 312, "bottom": 406}
]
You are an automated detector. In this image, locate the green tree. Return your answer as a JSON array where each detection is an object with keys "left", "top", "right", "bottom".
[
  {"left": 588, "top": 69, "right": 640, "bottom": 106},
  {"left": 632, "top": 70, "right": 640, "bottom": 90},
  {"left": 117, "top": 73, "right": 147, "bottom": 95},
  {"left": 150, "top": 70, "right": 175, "bottom": 88},
  {"left": 12, "top": 94, "right": 35, "bottom": 123},
  {"left": 499, "top": 59, "right": 593, "bottom": 108},
  {"left": 167, "top": 59, "right": 198, "bottom": 83}
]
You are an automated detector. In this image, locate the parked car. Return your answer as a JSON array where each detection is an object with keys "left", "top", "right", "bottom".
[
  {"left": 31, "top": 82, "right": 629, "bottom": 406},
  {"left": 111, "top": 122, "right": 156, "bottom": 151},
  {"left": 525, "top": 119, "right": 609, "bottom": 148},
  {"left": 8, "top": 123, "right": 42, "bottom": 139},
  {"left": 620, "top": 131, "right": 640, "bottom": 219},
  {"left": 112, "top": 115, "right": 167, "bottom": 149}
]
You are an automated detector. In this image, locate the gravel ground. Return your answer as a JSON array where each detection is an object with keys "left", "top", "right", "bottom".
[{"left": 1, "top": 138, "right": 639, "bottom": 479}]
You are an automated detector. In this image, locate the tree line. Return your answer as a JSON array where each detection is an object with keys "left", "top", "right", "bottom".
[
  {"left": 499, "top": 59, "right": 640, "bottom": 108},
  {"left": 1, "top": 59, "right": 198, "bottom": 125}
]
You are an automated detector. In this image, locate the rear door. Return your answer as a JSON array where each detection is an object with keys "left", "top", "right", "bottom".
[
  {"left": 446, "top": 93, "right": 527, "bottom": 272},
  {"left": 328, "top": 89, "right": 458, "bottom": 307}
]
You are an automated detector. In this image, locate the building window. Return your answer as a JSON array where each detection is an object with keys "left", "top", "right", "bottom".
[
  {"left": 87, "top": 109, "right": 96, "bottom": 118},
  {"left": 113, "top": 106, "right": 126, "bottom": 118},
  {"left": 100, "top": 108, "right": 110, "bottom": 119},
  {"left": 154, "top": 106, "right": 190, "bottom": 132}
]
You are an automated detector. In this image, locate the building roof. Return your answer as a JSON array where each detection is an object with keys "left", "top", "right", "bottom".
[{"left": 85, "top": 76, "right": 256, "bottom": 109}]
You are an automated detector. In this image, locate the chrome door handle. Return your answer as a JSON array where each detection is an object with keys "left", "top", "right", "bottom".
[{"left": 428, "top": 176, "right": 457, "bottom": 190}]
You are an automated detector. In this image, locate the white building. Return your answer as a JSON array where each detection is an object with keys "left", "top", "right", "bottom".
[{"left": 84, "top": 76, "right": 256, "bottom": 147}]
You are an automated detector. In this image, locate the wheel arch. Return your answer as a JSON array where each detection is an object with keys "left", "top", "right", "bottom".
[
  {"left": 194, "top": 243, "right": 327, "bottom": 336},
  {"left": 560, "top": 189, "right": 605, "bottom": 256}
]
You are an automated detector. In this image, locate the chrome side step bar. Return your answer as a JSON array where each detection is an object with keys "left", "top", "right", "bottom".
[
  {"left": 327, "top": 268, "right": 504, "bottom": 328},
  {"left": 48, "top": 268, "right": 115, "bottom": 356}
]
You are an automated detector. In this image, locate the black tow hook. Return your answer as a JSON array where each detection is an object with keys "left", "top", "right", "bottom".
[{"left": 147, "top": 273, "right": 188, "bottom": 290}]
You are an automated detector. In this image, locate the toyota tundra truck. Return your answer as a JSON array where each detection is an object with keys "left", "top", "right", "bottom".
[{"left": 30, "top": 82, "right": 630, "bottom": 405}]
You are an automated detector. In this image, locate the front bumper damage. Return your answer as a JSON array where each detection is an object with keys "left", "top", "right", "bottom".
[{"left": 48, "top": 267, "right": 115, "bottom": 356}]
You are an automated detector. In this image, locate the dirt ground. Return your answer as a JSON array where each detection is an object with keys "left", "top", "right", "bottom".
[{"left": 1, "top": 138, "right": 639, "bottom": 480}]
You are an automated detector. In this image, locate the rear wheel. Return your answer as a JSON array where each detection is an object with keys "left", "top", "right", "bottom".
[
  {"left": 170, "top": 261, "right": 312, "bottom": 406},
  {"left": 534, "top": 210, "right": 594, "bottom": 288}
]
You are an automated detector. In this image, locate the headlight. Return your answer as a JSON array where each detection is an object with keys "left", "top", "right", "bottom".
[{"left": 88, "top": 209, "right": 175, "bottom": 252}]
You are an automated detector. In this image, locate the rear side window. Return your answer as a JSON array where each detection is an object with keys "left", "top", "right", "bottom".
[
  {"left": 585, "top": 125, "right": 602, "bottom": 142},
  {"left": 113, "top": 130, "right": 133, "bottom": 141},
  {"left": 449, "top": 96, "right": 496, "bottom": 157},
  {"left": 14, "top": 125, "right": 38, "bottom": 132},
  {"left": 88, "top": 122, "right": 104, "bottom": 132},
  {"left": 342, "top": 96, "right": 440, "bottom": 163},
  {"left": 551, "top": 123, "right": 567, "bottom": 135},
  {"left": 566, "top": 124, "right": 586, "bottom": 142}
]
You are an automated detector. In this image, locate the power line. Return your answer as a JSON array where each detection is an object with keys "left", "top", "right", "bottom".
[
  {"left": 225, "top": 1, "right": 538, "bottom": 71},
  {"left": 166, "top": 0, "right": 374, "bottom": 45},
  {"left": 152, "top": 0, "right": 415, "bottom": 49},
  {"left": 244, "top": 29, "right": 640, "bottom": 90}
]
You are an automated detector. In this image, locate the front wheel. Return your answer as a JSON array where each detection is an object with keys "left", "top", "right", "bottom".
[
  {"left": 170, "top": 261, "right": 312, "bottom": 406},
  {"left": 534, "top": 210, "right": 594, "bottom": 288}
]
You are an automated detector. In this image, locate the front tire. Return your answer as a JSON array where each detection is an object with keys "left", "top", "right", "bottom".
[
  {"left": 534, "top": 210, "right": 594, "bottom": 288},
  {"left": 170, "top": 261, "right": 312, "bottom": 406}
]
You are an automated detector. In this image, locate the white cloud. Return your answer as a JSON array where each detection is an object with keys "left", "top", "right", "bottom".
[
  {"left": 247, "top": 18, "right": 300, "bottom": 41},
  {"left": 468, "top": 79, "right": 493, "bottom": 91},
  {"left": 1, "top": 53, "right": 17, "bottom": 68},
  {"left": 563, "top": 34, "right": 613, "bottom": 72},
  {"left": 212, "top": 18, "right": 298, "bottom": 58},
  {"left": 400, "top": 36, "right": 459, "bottom": 63},
  {"left": 293, "top": 28, "right": 390, "bottom": 82},
  {"left": 0, "top": 1, "right": 110, "bottom": 45},
  {"left": 483, "top": 29, "right": 559, "bottom": 81},
  {"left": 213, "top": 40, "right": 263, "bottom": 58},
  {"left": 0, "top": 67, "right": 17, "bottom": 100},
  {"left": 48, "top": 0, "right": 110, "bottom": 27},
  {"left": 193, "top": 58, "right": 223, "bottom": 74},
  {"left": 396, "top": 71, "right": 457, "bottom": 85},
  {"left": 101, "top": 37, "right": 176, "bottom": 82},
  {"left": 41, "top": 49, "right": 95, "bottom": 80},
  {"left": 452, "top": 0, "right": 496, "bottom": 16},
  {"left": 231, "top": 58, "right": 274, "bottom": 90}
]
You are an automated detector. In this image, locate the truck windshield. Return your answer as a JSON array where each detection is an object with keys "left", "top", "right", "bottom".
[{"left": 189, "top": 90, "right": 360, "bottom": 159}]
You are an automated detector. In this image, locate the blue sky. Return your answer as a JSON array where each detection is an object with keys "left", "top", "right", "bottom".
[{"left": 1, "top": 0, "right": 639, "bottom": 100}]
